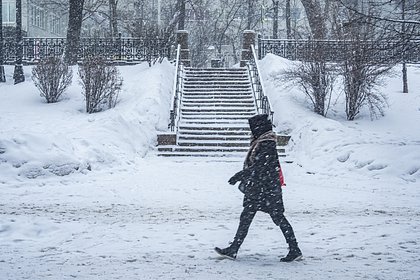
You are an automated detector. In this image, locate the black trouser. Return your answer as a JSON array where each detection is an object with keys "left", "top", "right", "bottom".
[{"left": 229, "top": 203, "right": 298, "bottom": 252}]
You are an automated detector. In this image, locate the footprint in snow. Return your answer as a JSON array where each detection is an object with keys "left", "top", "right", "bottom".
[
  {"left": 337, "top": 152, "right": 352, "bottom": 163},
  {"left": 367, "top": 163, "right": 388, "bottom": 171}
]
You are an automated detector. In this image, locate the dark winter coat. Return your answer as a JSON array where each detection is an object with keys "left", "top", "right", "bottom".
[{"left": 229, "top": 114, "right": 284, "bottom": 213}]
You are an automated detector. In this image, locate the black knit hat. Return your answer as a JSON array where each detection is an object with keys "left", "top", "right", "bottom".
[{"left": 248, "top": 114, "right": 272, "bottom": 138}]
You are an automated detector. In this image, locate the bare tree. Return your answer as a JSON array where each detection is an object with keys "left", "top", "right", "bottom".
[
  {"left": 282, "top": 0, "right": 333, "bottom": 116},
  {"left": 337, "top": 0, "right": 420, "bottom": 93},
  {"left": 335, "top": 2, "right": 392, "bottom": 120}
]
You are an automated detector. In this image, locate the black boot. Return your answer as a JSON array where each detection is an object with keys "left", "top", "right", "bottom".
[
  {"left": 214, "top": 246, "right": 237, "bottom": 260},
  {"left": 280, "top": 246, "right": 302, "bottom": 262}
]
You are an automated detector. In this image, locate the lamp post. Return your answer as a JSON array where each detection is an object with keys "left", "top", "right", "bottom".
[
  {"left": 13, "top": 0, "right": 24, "bottom": 84},
  {"left": 0, "top": 0, "right": 6, "bottom": 82}
]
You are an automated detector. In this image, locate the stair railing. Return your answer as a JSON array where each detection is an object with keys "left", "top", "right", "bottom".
[
  {"left": 168, "top": 44, "right": 184, "bottom": 132},
  {"left": 247, "top": 44, "right": 274, "bottom": 122}
]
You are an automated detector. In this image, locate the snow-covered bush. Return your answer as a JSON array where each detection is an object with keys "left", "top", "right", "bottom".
[
  {"left": 31, "top": 57, "right": 73, "bottom": 103},
  {"left": 78, "top": 57, "right": 123, "bottom": 114},
  {"left": 280, "top": 60, "right": 338, "bottom": 117},
  {"left": 341, "top": 52, "right": 390, "bottom": 120}
]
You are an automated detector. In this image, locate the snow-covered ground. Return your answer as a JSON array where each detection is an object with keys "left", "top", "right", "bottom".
[{"left": 1, "top": 57, "right": 419, "bottom": 279}]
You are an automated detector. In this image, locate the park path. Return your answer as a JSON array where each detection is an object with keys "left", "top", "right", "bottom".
[{"left": 1, "top": 157, "right": 419, "bottom": 280}]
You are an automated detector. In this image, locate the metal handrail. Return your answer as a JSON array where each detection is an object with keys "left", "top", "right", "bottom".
[
  {"left": 168, "top": 44, "right": 183, "bottom": 132},
  {"left": 247, "top": 44, "right": 274, "bottom": 121}
]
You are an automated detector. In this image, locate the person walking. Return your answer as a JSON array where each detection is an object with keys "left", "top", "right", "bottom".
[{"left": 215, "top": 114, "right": 302, "bottom": 262}]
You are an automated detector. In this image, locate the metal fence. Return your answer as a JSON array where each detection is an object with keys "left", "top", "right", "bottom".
[
  {"left": 258, "top": 39, "right": 420, "bottom": 64},
  {"left": 2, "top": 36, "right": 171, "bottom": 65}
]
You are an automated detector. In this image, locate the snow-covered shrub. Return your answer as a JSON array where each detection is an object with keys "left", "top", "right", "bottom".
[
  {"left": 341, "top": 52, "right": 390, "bottom": 120},
  {"left": 31, "top": 57, "right": 73, "bottom": 103},
  {"left": 335, "top": 8, "right": 392, "bottom": 120},
  {"left": 78, "top": 57, "right": 123, "bottom": 114},
  {"left": 281, "top": 60, "right": 338, "bottom": 117}
]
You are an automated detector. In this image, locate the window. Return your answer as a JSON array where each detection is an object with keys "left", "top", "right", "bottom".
[
  {"left": 29, "top": 4, "right": 47, "bottom": 30},
  {"left": 2, "top": 1, "right": 16, "bottom": 24},
  {"left": 50, "top": 15, "right": 61, "bottom": 34}
]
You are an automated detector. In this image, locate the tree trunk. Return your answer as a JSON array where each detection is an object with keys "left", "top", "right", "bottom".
[
  {"left": 178, "top": 0, "right": 185, "bottom": 30},
  {"left": 272, "top": 0, "right": 279, "bottom": 39},
  {"left": 300, "top": 0, "right": 326, "bottom": 39},
  {"left": 402, "top": 63, "right": 408, "bottom": 93},
  {"left": 133, "top": 0, "right": 144, "bottom": 36},
  {"left": 401, "top": 0, "right": 408, "bottom": 93},
  {"left": 247, "top": 0, "right": 252, "bottom": 30},
  {"left": 13, "top": 0, "right": 24, "bottom": 84},
  {"left": 286, "top": 0, "right": 291, "bottom": 39},
  {"left": 0, "top": 0, "right": 6, "bottom": 82},
  {"left": 109, "top": 0, "right": 119, "bottom": 37},
  {"left": 65, "top": 0, "right": 85, "bottom": 65}
]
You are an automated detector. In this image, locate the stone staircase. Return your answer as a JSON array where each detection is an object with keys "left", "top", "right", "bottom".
[{"left": 158, "top": 67, "right": 287, "bottom": 158}]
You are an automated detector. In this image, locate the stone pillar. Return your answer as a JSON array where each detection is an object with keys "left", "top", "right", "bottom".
[
  {"left": 176, "top": 30, "right": 191, "bottom": 67},
  {"left": 240, "top": 30, "right": 256, "bottom": 67}
]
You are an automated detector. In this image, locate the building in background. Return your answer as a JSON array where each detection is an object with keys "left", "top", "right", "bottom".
[{"left": 1, "top": 0, "right": 68, "bottom": 37}]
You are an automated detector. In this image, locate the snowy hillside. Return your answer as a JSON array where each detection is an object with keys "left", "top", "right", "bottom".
[
  {"left": 0, "top": 61, "right": 174, "bottom": 183},
  {"left": 261, "top": 54, "right": 420, "bottom": 183},
  {"left": 1, "top": 57, "right": 419, "bottom": 279}
]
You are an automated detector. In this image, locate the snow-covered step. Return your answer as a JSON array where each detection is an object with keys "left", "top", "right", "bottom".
[
  {"left": 157, "top": 146, "right": 287, "bottom": 156},
  {"left": 177, "top": 141, "right": 250, "bottom": 147},
  {"left": 182, "top": 101, "right": 255, "bottom": 106},
  {"left": 158, "top": 146, "right": 250, "bottom": 153},
  {"left": 182, "top": 93, "right": 253, "bottom": 98},
  {"left": 181, "top": 112, "right": 256, "bottom": 116},
  {"left": 181, "top": 115, "right": 253, "bottom": 120},
  {"left": 178, "top": 124, "right": 249, "bottom": 130},
  {"left": 182, "top": 97, "right": 253, "bottom": 101},
  {"left": 178, "top": 135, "right": 251, "bottom": 141},
  {"left": 183, "top": 88, "right": 252, "bottom": 91},
  {"left": 183, "top": 83, "right": 250, "bottom": 87},
  {"left": 184, "top": 80, "right": 250, "bottom": 84},
  {"left": 158, "top": 151, "right": 247, "bottom": 157},
  {"left": 178, "top": 130, "right": 251, "bottom": 136},
  {"left": 182, "top": 96, "right": 254, "bottom": 101},
  {"left": 181, "top": 103, "right": 255, "bottom": 107},
  {"left": 181, "top": 108, "right": 255, "bottom": 113},
  {"left": 184, "top": 75, "right": 248, "bottom": 79},
  {"left": 185, "top": 77, "right": 249, "bottom": 81},
  {"left": 185, "top": 69, "right": 246, "bottom": 72},
  {"left": 180, "top": 119, "right": 248, "bottom": 126}
]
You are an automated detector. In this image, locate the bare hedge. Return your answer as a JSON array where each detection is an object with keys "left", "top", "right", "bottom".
[
  {"left": 78, "top": 57, "right": 123, "bottom": 114},
  {"left": 32, "top": 57, "right": 73, "bottom": 103}
]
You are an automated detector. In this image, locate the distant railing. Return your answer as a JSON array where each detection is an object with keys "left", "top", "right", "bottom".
[
  {"left": 2, "top": 35, "right": 171, "bottom": 65},
  {"left": 247, "top": 44, "right": 273, "bottom": 121},
  {"left": 168, "top": 44, "right": 184, "bottom": 132},
  {"left": 258, "top": 39, "right": 420, "bottom": 64}
]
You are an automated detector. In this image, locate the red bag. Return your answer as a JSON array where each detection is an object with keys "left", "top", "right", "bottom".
[{"left": 279, "top": 164, "right": 286, "bottom": 187}]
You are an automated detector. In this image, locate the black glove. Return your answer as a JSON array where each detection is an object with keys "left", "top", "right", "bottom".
[{"left": 228, "top": 172, "right": 241, "bottom": 185}]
